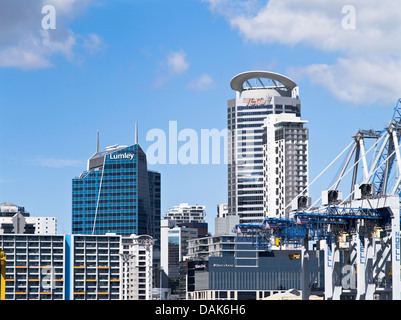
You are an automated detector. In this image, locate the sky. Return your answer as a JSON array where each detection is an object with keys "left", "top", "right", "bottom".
[{"left": 0, "top": 0, "right": 400, "bottom": 235}]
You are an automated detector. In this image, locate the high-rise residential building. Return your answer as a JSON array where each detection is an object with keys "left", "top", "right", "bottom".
[
  {"left": 228, "top": 71, "right": 301, "bottom": 224},
  {"left": 163, "top": 203, "right": 208, "bottom": 237},
  {"left": 263, "top": 113, "right": 309, "bottom": 218},
  {"left": 0, "top": 234, "right": 65, "bottom": 300},
  {"left": 0, "top": 233, "right": 155, "bottom": 300},
  {"left": 66, "top": 234, "right": 121, "bottom": 300},
  {"left": 71, "top": 132, "right": 161, "bottom": 250},
  {"left": 121, "top": 234, "right": 155, "bottom": 300},
  {"left": 164, "top": 203, "right": 206, "bottom": 224}
]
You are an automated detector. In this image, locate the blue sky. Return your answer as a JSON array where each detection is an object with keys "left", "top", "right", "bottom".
[{"left": 0, "top": 0, "right": 400, "bottom": 234}]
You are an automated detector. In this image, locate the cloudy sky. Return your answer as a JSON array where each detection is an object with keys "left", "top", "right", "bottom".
[{"left": 0, "top": 0, "right": 400, "bottom": 233}]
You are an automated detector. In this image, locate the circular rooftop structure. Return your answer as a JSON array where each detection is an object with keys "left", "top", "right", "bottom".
[{"left": 230, "top": 71, "right": 297, "bottom": 93}]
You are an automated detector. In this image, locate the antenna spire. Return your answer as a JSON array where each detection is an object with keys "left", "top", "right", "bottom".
[
  {"left": 97, "top": 130, "right": 100, "bottom": 153},
  {"left": 135, "top": 122, "right": 138, "bottom": 145}
]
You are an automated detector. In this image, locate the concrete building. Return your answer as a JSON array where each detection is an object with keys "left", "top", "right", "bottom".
[
  {"left": 0, "top": 215, "right": 57, "bottom": 235},
  {"left": 217, "top": 203, "right": 228, "bottom": 218},
  {"left": 263, "top": 113, "right": 309, "bottom": 218},
  {"left": 214, "top": 215, "right": 239, "bottom": 236},
  {"left": 0, "top": 234, "right": 65, "bottom": 300},
  {"left": 30, "top": 217, "right": 57, "bottom": 234},
  {"left": 0, "top": 202, "right": 57, "bottom": 235},
  {"left": 0, "top": 202, "right": 29, "bottom": 217},
  {"left": 121, "top": 234, "right": 155, "bottom": 300},
  {"left": 228, "top": 71, "right": 301, "bottom": 224},
  {"left": 0, "top": 232, "right": 156, "bottom": 300},
  {"left": 66, "top": 234, "right": 121, "bottom": 300},
  {"left": 164, "top": 203, "right": 206, "bottom": 224},
  {"left": 186, "top": 234, "right": 238, "bottom": 260},
  {"left": 215, "top": 203, "right": 239, "bottom": 236}
]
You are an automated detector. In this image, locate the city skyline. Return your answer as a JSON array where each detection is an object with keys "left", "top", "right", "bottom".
[{"left": 0, "top": 0, "right": 400, "bottom": 236}]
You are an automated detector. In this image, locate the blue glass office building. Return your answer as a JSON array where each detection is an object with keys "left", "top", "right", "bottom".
[{"left": 72, "top": 142, "right": 161, "bottom": 249}]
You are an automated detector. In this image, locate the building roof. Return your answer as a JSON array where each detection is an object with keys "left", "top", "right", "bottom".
[
  {"left": 88, "top": 144, "right": 129, "bottom": 161},
  {"left": 230, "top": 71, "right": 297, "bottom": 93},
  {"left": 262, "top": 289, "right": 323, "bottom": 300},
  {"left": 0, "top": 202, "right": 18, "bottom": 207}
]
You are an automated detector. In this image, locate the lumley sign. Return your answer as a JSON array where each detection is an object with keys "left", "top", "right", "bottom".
[{"left": 110, "top": 152, "right": 135, "bottom": 160}]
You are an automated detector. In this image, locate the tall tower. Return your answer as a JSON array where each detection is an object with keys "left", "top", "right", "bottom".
[
  {"left": 228, "top": 71, "right": 301, "bottom": 224},
  {"left": 71, "top": 133, "right": 161, "bottom": 251},
  {"left": 263, "top": 113, "right": 308, "bottom": 218}
]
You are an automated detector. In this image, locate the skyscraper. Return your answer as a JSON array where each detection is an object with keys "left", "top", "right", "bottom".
[
  {"left": 263, "top": 113, "right": 309, "bottom": 218},
  {"left": 228, "top": 71, "right": 301, "bottom": 224},
  {"left": 71, "top": 132, "right": 161, "bottom": 249}
]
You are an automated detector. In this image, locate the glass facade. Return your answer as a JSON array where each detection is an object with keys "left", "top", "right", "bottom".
[
  {"left": 228, "top": 72, "right": 302, "bottom": 224},
  {"left": 72, "top": 144, "right": 160, "bottom": 248}
]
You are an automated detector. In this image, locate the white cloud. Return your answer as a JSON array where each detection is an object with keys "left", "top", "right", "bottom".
[
  {"left": 44, "top": 0, "right": 92, "bottom": 16},
  {"left": 32, "top": 157, "right": 84, "bottom": 168},
  {"left": 82, "top": 33, "right": 106, "bottom": 56},
  {"left": 289, "top": 57, "right": 401, "bottom": 105},
  {"left": 204, "top": 0, "right": 401, "bottom": 106},
  {"left": 0, "top": 0, "right": 103, "bottom": 70},
  {"left": 152, "top": 49, "right": 190, "bottom": 88},
  {"left": 227, "top": 0, "right": 401, "bottom": 55},
  {"left": 167, "top": 49, "right": 189, "bottom": 75},
  {"left": 187, "top": 73, "right": 215, "bottom": 91},
  {"left": 0, "top": 46, "right": 52, "bottom": 70}
]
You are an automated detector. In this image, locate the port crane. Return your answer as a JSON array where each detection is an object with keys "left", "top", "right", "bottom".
[{"left": 236, "top": 99, "right": 401, "bottom": 300}]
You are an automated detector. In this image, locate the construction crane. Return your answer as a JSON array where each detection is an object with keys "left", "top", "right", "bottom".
[{"left": 0, "top": 250, "right": 5, "bottom": 301}]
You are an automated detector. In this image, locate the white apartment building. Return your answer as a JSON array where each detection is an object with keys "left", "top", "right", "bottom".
[
  {"left": 0, "top": 215, "right": 57, "bottom": 235},
  {"left": 30, "top": 217, "right": 57, "bottom": 234},
  {"left": 263, "top": 113, "right": 309, "bottom": 218},
  {"left": 0, "top": 202, "right": 57, "bottom": 235},
  {"left": 164, "top": 203, "right": 206, "bottom": 223},
  {"left": 121, "top": 234, "right": 155, "bottom": 300}
]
